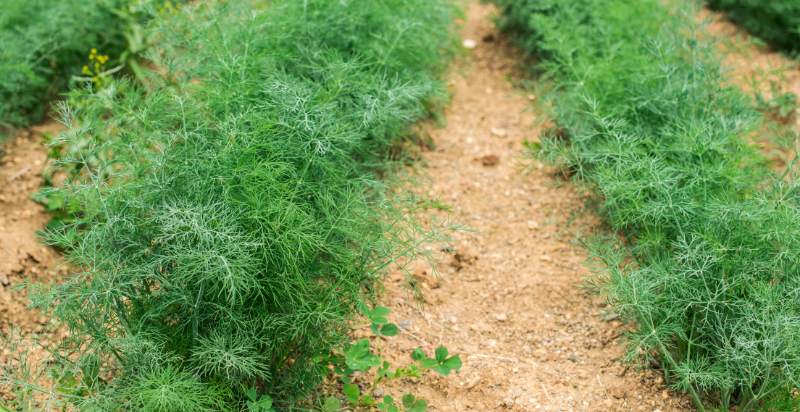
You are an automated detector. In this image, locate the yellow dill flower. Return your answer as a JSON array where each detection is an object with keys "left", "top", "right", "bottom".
[
  {"left": 159, "top": 1, "right": 176, "bottom": 14},
  {"left": 83, "top": 47, "right": 109, "bottom": 88}
]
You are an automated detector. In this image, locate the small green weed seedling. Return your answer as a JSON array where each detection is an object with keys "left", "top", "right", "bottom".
[
  {"left": 245, "top": 389, "right": 275, "bottom": 412},
  {"left": 323, "top": 307, "right": 462, "bottom": 411},
  {"left": 363, "top": 306, "right": 400, "bottom": 338},
  {"left": 411, "top": 347, "right": 462, "bottom": 377}
]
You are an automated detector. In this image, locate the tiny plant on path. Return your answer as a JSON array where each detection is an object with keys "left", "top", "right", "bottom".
[
  {"left": 411, "top": 346, "right": 462, "bottom": 377},
  {"left": 245, "top": 389, "right": 276, "bottom": 412},
  {"left": 322, "top": 306, "right": 462, "bottom": 411},
  {"left": 364, "top": 305, "right": 399, "bottom": 338}
]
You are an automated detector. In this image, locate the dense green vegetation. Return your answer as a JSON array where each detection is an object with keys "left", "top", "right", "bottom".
[
  {"left": 31, "top": 0, "right": 456, "bottom": 410},
  {"left": 1, "top": 0, "right": 119, "bottom": 129},
  {"left": 0, "top": 0, "right": 167, "bottom": 132},
  {"left": 496, "top": 0, "right": 800, "bottom": 410},
  {"left": 707, "top": 0, "right": 800, "bottom": 54}
]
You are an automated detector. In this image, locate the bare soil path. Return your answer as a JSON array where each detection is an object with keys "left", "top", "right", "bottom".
[
  {"left": 0, "top": 123, "right": 65, "bottom": 333},
  {"left": 0, "top": 123, "right": 66, "bottom": 402},
  {"left": 378, "top": 3, "right": 691, "bottom": 411}
]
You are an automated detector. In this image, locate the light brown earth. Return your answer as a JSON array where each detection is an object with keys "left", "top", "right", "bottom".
[
  {"left": 375, "top": 3, "right": 692, "bottom": 411},
  {"left": 0, "top": 123, "right": 66, "bottom": 333},
  {"left": 0, "top": 123, "right": 66, "bottom": 402}
]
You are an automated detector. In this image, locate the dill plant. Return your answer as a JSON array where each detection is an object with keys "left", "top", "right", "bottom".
[
  {"left": 496, "top": 0, "right": 800, "bottom": 410},
  {"left": 706, "top": 0, "right": 800, "bottom": 54},
  {"left": 34, "top": 0, "right": 456, "bottom": 410}
]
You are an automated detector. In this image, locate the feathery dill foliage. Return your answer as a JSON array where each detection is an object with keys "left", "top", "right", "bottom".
[
  {"left": 37, "top": 0, "right": 455, "bottom": 410},
  {"left": 707, "top": 0, "right": 800, "bottom": 54},
  {"left": 496, "top": 0, "right": 800, "bottom": 410},
  {"left": 0, "top": 0, "right": 123, "bottom": 129}
]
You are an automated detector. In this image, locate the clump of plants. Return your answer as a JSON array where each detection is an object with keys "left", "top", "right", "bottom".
[
  {"left": 25, "top": 0, "right": 457, "bottom": 410},
  {"left": 496, "top": 0, "right": 800, "bottom": 410},
  {"left": 706, "top": 0, "right": 800, "bottom": 54},
  {"left": 0, "top": 0, "right": 175, "bottom": 132},
  {"left": 319, "top": 306, "right": 461, "bottom": 412}
]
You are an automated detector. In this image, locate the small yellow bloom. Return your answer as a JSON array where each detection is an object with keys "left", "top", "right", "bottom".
[{"left": 83, "top": 47, "right": 109, "bottom": 88}]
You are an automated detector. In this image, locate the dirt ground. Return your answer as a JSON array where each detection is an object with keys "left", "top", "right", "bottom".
[
  {"left": 0, "top": 122, "right": 66, "bottom": 332},
  {"left": 0, "top": 123, "right": 67, "bottom": 402},
  {"left": 375, "top": 3, "right": 693, "bottom": 411}
]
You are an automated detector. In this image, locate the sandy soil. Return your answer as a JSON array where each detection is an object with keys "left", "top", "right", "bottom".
[
  {"left": 0, "top": 123, "right": 66, "bottom": 333},
  {"left": 0, "top": 123, "right": 66, "bottom": 402},
  {"left": 375, "top": 3, "right": 692, "bottom": 411}
]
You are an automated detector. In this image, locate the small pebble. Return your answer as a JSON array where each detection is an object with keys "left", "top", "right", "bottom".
[
  {"left": 480, "top": 154, "right": 500, "bottom": 167},
  {"left": 490, "top": 127, "right": 508, "bottom": 138}
]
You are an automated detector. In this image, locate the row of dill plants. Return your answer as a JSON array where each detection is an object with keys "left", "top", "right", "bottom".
[
  {"left": 495, "top": 0, "right": 800, "bottom": 410},
  {"left": 23, "top": 0, "right": 456, "bottom": 410},
  {"left": 0, "top": 0, "right": 174, "bottom": 133},
  {"left": 706, "top": 0, "right": 800, "bottom": 54}
]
